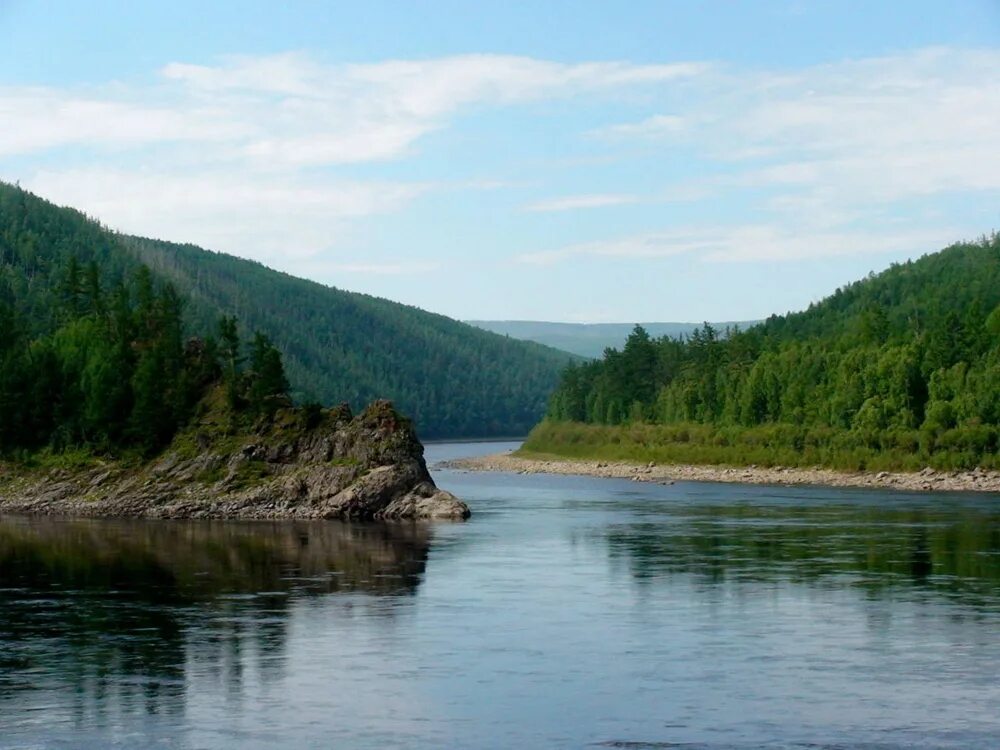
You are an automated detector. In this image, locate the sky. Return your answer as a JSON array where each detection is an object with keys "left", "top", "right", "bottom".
[{"left": 1, "top": 1, "right": 999, "bottom": 323}]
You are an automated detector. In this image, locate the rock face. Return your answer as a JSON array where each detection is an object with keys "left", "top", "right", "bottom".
[{"left": 0, "top": 400, "right": 470, "bottom": 521}]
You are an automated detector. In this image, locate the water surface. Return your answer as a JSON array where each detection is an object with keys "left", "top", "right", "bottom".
[{"left": 1, "top": 440, "right": 998, "bottom": 749}]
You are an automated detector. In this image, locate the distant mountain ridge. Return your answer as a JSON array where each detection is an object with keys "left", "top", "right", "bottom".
[
  {"left": 0, "top": 182, "right": 572, "bottom": 439},
  {"left": 467, "top": 320, "right": 760, "bottom": 359}
]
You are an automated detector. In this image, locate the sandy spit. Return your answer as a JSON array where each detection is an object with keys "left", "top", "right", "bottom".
[{"left": 440, "top": 453, "right": 1000, "bottom": 493}]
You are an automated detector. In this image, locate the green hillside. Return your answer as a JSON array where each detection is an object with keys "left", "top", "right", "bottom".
[
  {"left": 532, "top": 234, "right": 1000, "bottom": 470},
  {"left": 467, "top": 320, "right": 758, "bottom": 359},
  {"left": 0, "top": 182, "right": 571, "bottom": 439}
]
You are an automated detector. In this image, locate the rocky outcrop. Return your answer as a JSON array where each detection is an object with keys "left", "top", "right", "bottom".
[{"left": 0, "top": 400, "right": 469, "bottom": 521}]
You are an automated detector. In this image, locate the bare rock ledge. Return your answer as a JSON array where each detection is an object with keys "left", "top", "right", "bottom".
[{"left": 0, "top": 400, "right": 470, "bottom": 521}]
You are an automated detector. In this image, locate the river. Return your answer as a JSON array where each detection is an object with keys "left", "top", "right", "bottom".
[{"left": 1, "top": 440, "right": 998, "bottom": 749}]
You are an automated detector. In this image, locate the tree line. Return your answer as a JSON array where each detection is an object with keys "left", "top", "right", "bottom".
[
  {"left": 0, "top": 255, "right": 289, "bottom": 457},
  {"left": 1, "top": 181, "right": 571, "bottom": 440},
  {"left": 542, "top": 235, "right": 1000, "bottom": 469}
]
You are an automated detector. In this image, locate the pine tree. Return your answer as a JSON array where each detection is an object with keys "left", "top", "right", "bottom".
[
  {"left": 248, "top": 331, "right": 289, "bottom": 416},
  {"left": 218, "top": 316, "right": 243, "bottom": 413}
]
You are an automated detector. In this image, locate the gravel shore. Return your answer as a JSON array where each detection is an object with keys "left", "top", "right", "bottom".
[{"left": 441, "top": 452, "right": 1000, "bottom": 493}]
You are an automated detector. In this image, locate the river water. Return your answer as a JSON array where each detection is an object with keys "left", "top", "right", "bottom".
[{"left": 1, "top": 440, "right": 998, "bottom": 749}]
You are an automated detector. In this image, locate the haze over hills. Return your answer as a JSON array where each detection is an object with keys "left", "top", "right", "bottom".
[
  {"left": 467, "top": 320, "right": 760, "bottom": 359},
  {"left": 0, "top": 182, "right": 572, "bottom": 439}
]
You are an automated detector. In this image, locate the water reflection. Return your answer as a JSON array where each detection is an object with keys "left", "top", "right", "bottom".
[
  {"left": 603, "top": 501, "right": 1000, "bottom": 608},
  {"left": 3, "top": 461, "right": 1000, "bottom": 749},
  {"left": 0, "top": 517, "right": 431, "bottom": 734}
]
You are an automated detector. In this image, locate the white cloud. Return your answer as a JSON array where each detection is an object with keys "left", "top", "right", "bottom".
[
  {"left": 3, "top": 46, "right": 999, "bottom": 285},
  {"left": 0, "top": 52, "right": 707, "bottom": 269},
  {"left": 558, "top": 46, "right": 1000, "bottom": 271},
  {"left": 324, "top": 261, "right": 441, "bottom": 275},
  {"left": 601, "top": 47, "right": 1000, "bottom": 208},
  {"left": 2, "top": 54, "right": 706, "bottom": 166},
  {"left": 25, "top": 168, "right": 425, "bottom": 265},
  {"left": 518, "top": 224, "right": 962, "bottom": 266},
  {"left": 524, "top": 193, "right": 638, "bottom": 212},
  {"left": 590, "top": 114, "right": 686, "bottom": 139},
  {"left": 519, "top": 230, "right": 699, "bottom": 265},
  {"left": 0, "top": 88, "right": 249, "bottom": 156}
]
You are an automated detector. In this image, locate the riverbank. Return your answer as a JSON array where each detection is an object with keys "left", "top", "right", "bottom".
[{"left": 443, "top": 451, "right": 1000, "bottom": 493}]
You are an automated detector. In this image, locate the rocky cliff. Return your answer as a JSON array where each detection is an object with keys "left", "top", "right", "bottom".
[{"left": 0, "top": 400, "right": 469, "bottom": 521}]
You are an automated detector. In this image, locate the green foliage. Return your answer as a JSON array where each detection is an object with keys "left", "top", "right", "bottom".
[
  {"left": 0, "top": 246, "right": 291, "bottom": 458},
  {"left": 126, "top": 232, "right": 571, "bottom": 437},
  {"left": 300, "top": 402, "right": 324, "bottom": 430},
  {"left": 247, "top": 331, "right": 290, "bottom": 417},
  {"left": 218, "top": 315, "right": 243, "bottom": 414},
  {"left": 225, "top": 460, "right": 273, "bottom": 490},
  {"left": 542, "top": 234, "right": 1000, "bottom": 470},
  {"left": 0, "top": 181, "right": 570, "bottom": 439},
  {"left": 0, "top": 256, "right": 224, "bottom": 456},
  {"left": 524, "top": 420, "right": 1000, "bottom": 472}
]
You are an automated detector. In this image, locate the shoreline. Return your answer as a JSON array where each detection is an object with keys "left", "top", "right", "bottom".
[{"left": 441, "top": 452, "right": 1000, "bottom": 493}]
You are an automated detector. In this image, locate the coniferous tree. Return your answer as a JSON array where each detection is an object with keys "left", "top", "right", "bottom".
[
  {"left": 60, "top": 255, "right": 83, "bottom": 321},
  {"left": 218, "top": 316, "right": 243, "bottom": 413},
  {"left": 247, "top": 331, "right": 290, "bottom": 416}
]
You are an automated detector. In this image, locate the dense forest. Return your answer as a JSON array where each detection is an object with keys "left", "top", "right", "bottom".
[
  {"left": 0, "top": 182, "right": 573, "bottom": 439},
  {"left": 534, "top": 234, "right": 1000, "bottom": 470},
  {"left": 0, "top": 250, "right": 289, "bottom": 457}
]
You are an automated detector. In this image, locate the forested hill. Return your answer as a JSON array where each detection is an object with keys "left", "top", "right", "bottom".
[
  {"left": 0, "top": 182, "right": 572, "bottom": 438},
  {"left": 466, "top": 320, "right": 758, "bottom": 359},
  {"left": 536, "top": 235, "right": 1000, "bottom": 470}
]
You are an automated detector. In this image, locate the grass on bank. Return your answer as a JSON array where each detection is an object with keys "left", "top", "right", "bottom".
[{"left": 521, "top": 420, "right": 1000, "bottom": 473}]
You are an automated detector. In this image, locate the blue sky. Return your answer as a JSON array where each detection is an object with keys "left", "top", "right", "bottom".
[{"left": 2, "top": 1, "right": 999, "bottom": 322}]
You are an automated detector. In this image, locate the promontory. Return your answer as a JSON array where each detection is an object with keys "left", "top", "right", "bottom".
[{"left": 0, "top": 399, "right": 469, "bottom": 521}]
